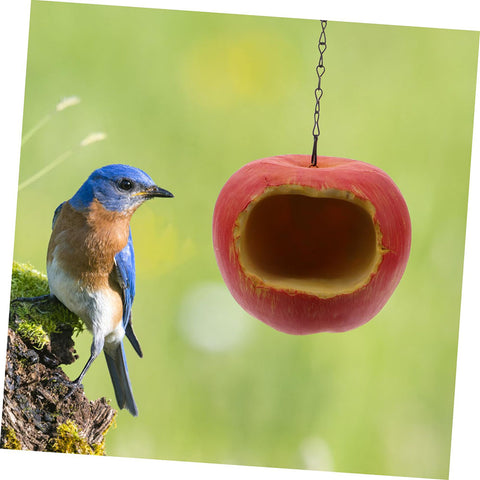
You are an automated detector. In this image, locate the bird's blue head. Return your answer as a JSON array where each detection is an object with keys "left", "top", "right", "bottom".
[{"left": 69, "top": 164, "right": 173, "bottom": 212}]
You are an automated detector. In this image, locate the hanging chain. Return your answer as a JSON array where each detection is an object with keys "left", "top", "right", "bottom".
[{"left": 311, "top": 20, "right": 327, "bottom": 167}]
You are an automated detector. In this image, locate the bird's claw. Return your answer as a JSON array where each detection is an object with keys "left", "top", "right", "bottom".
[
  {"left": 63, "top": 380, "right": 83, "bottom": 400},
  {"left": 11, "top": 295, "right": 58, "bottom": 314},
  {"left": 11, "top": 294, "right": 56, "bottom": 306}
]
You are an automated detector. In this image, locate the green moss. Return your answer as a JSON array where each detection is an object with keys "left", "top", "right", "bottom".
[
  {"left": 50, "top": 420, "right": 109, "bottom": 455},
  {"left": 1, "top": 427, "right": 22, "bottom": 450},
  {"left": 16, "top": 321, "right": 50, "bottom": 350},
  {"left": 10, "top": 262, "right": 84, "bottom": 349}
]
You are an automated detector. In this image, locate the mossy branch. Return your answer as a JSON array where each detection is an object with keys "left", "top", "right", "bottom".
[
  {"left": 1, "top": 262, "right": 116, "bottom": 454},
  {"left": 9, "top": 262, "right": 84, "bottom": 349}
]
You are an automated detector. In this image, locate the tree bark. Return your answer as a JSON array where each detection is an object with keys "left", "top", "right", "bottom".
[{"left": 1, "top": 319, "right": 116, "bottom": 454}]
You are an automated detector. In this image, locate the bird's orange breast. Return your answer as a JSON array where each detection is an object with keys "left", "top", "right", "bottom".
[{"left": 47, "top": 199, "right": 133, "bottom": 291}]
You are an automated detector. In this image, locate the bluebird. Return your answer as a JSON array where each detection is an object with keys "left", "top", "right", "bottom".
[{"left": 16, "top": 164, "right": 173, "bottom": 416}]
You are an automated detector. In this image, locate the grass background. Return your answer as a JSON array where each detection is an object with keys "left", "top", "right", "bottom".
[{"left": 10, "top": 1, "right": 479, "bottom": 477}]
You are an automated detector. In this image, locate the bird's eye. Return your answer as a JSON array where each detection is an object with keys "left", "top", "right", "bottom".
[{"left": 118, "top": 179, "right": 134, "bottom": 191}]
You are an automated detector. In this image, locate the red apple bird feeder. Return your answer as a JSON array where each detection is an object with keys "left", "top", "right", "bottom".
[{"left": 212, "top": 21, "right": 411, "bottom": 334}]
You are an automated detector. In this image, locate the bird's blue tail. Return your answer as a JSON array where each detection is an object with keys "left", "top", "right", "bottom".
[{"left": 104, "top": 343, "right": 138, "bottom": 416}]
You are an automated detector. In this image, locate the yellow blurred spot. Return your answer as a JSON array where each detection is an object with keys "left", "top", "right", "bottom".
[
  {"left": 181, "top": 31, "right": 293, "bottom": 109},
  {"left": 133, "top": 210, "right": 196, "bottom": 276}
]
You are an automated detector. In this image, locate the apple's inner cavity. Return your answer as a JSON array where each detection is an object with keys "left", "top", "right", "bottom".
[{"left": 240, "top": 194, "right": 379, "bottom": 294}]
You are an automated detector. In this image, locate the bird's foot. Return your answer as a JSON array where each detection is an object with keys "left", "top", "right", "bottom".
[
  {"left": 11, "top": 294, "right": 59, "bottom": 314},
  {"left": 63, "top": 379, "right": 84, "bottom": 400},
  {"left": 11, "top": 294, "right": 56, "bottom": 305}
]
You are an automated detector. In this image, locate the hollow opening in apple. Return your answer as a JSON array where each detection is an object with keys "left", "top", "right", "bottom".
[{"left": 237, "top": 190, "right": 384, "bottom": 297}]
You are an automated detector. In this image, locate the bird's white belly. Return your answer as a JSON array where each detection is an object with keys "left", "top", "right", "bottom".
[{"left": 47, "top": 256, "right": 124, "bottom": 344}]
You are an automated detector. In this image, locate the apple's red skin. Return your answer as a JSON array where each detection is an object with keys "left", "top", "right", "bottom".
[{"left": 212, "top": 155, "right": 411, "bottom": 334}]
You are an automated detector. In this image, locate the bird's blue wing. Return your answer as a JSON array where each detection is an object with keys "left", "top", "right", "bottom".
[
  {"left": 115, "top": 228, "right": 136, "bottom": 317},
  {"left": 114, "top": 228, "right": 143, "bottom": 357},
  {"left": 52, "top": 201, "right": 66, "bottom": 229}
]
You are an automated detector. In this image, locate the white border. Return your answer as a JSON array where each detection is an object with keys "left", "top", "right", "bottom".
[
  {"left": 38, "top": 0, "right": 480, "bottom": 30},
  {"left": 449, "top": 29, "right": 480, "bottom": 479},
  {"left": 0, "top": 1, "right": 478, "bottom": 479}
]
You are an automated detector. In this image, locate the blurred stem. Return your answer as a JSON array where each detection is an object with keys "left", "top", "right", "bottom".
[
  {"left": 21, "top": 97, "right": 81, "bottom": 147},
  {"left": 21, "top": 114, "right": 53, "bottom": 146},
  {"left": 18, "top": 149, "right": 73, "bottom": 191}
]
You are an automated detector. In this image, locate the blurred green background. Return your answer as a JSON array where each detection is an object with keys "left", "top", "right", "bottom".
[{"left": 11, "top": 1, "right": 479, "bottom": 478}]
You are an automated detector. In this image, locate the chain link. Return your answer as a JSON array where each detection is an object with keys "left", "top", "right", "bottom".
[{"left": 311, "top": 20, "right": 327, "bottom": 167}]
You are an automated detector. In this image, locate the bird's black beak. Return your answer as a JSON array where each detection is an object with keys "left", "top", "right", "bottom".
[{"left": 144, "top": 185, "right": 174, "bottom": 199}]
